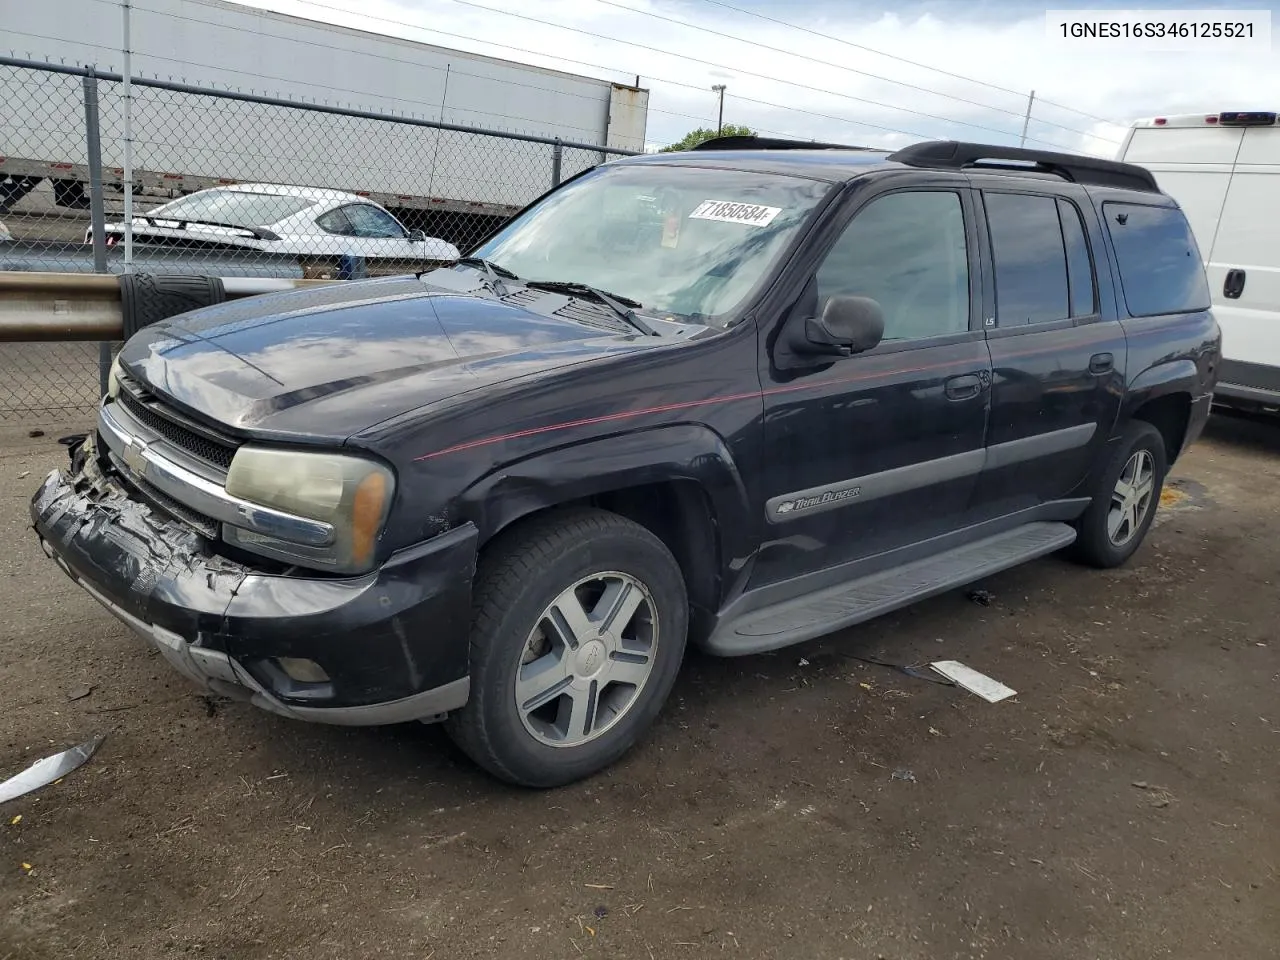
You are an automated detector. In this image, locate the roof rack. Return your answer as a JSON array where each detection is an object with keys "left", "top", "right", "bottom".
[
  {"left": 885, "top": 140, "right": 1160, "bottom": 193},
  {"left": 691, "top": 134, "right": 875, "bottom": 152}
]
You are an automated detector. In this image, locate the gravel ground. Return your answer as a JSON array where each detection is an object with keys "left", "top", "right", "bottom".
[{"left": 1, "top": 413, "right": 1277, "bottom": 960}]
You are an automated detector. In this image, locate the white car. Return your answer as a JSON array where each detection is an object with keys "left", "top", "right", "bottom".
[{"left": 95, "top": 183, "right": 460, "bottom": 265}]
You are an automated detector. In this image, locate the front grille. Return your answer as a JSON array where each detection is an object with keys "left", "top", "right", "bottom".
[
  {"left": 117, "top": 386, "right": 238, "bottom": 471},
  {"left": 107, "top": 450, "right": 220, "bottom": 539}
]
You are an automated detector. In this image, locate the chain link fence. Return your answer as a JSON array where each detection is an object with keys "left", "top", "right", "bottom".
[{"left": 0, "top": 57, "right": 635, "bottom": 422}]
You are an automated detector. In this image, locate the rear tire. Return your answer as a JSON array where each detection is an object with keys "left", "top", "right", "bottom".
[
  {"left": 1070, "top": 420, "right": 1167, "bottom": 569},
  {"left": 445, "top": 508, "right": 688, "bottom": 788}
]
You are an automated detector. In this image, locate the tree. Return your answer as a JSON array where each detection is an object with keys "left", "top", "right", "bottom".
[{"left": 659, "top": 125, "right": 756, "bottom": 152}]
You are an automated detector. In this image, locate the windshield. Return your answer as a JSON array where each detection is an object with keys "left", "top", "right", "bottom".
[
  {"left": 470, "top": 163, "right": 832, "bottom": 326},
  {"left": 145, "top": 189, "right": 316, "bottom": 228}
]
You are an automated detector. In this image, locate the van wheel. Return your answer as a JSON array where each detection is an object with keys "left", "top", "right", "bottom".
[
  {"left": 445, "top": 508, "right": 688, "bottom": 788},
  {"left": 1071, "top": 421, "right": 1167, "bottom": 569}
]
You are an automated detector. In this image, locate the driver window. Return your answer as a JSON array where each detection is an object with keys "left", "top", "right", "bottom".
[{"left": 815, "top": 190, "right": 970, "bottom": 341}]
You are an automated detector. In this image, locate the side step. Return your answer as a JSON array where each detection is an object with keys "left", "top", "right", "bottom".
[{"left": 706, "top": 522, "right": 1077, "bottom": 656}]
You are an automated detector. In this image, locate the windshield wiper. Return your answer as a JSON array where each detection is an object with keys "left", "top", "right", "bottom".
[
  {"left": 455, "top": 256, "right": 519, "bottom": 296},
  {"left": 523, "top": 280, "right": 660, "bottom": 336}
]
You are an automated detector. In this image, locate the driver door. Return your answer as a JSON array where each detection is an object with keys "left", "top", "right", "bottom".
[{"left": 750, "top": 184, "right": 992, "bottom": 588}]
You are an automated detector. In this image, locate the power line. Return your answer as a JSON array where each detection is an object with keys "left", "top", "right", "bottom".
[
  {"left": 448, "top": 0, "right": 1082, "bottom": 150},
  {"left": 590, "top": 0, "right": 1119, "bottom": 145},
  {"left": 12, "top": 22, "right": 605, "bottom": 136},
  {"left": 5, "top": 15, "right": 794, "bottom": 145},
  {"left": 186, "top": 0, "right": 940, "bottom": 142},
  {"left": 692, "top": 0, "right": 1124, "bottom": 129},
  {"left": 71, "top": 0, "right": 628, "bottom": 123}
]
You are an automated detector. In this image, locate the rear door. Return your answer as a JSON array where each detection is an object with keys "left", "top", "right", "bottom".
[{"left": 970, "top": 182, "right": 1126, "bottom": 516}]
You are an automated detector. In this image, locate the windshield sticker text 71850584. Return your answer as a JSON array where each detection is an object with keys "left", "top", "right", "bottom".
[{"left": 688, "top": 200, "right": 782, "bottom": 227}]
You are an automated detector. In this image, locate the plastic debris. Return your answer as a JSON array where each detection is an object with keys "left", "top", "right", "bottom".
[
  {"left": 891, "top": 768, "right": 917, "bottom": 783},
  {"left": 930, "top": 661, "right": 1016, "bottom": 703},
  {"left": 797, "top": 658, "right": 810, "bottom": 667},
  {"left": 67, "top": 684, "right": 94, "bottom": 702},
  {"left": 10, "top": 815, "right": 21, "bottom": 826},
  {"left": 593, "top": 905, "right": 609, "bottom": 919},
  {"left": 0, "top": 734, "right": 105, "bottom": 805}
]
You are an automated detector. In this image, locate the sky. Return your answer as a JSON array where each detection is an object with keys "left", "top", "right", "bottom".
[{"left": 130, "top": 0, "right": 1280, "bottom": 156}]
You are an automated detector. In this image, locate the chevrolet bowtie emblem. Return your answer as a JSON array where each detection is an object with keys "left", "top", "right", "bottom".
[{"left": 122, "top": 438, "right": 148, "bottom": 476}]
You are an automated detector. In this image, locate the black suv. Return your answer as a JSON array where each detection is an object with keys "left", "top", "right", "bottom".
[{"left": 31, "top": 138, "right": 1220, "bottom": 787}]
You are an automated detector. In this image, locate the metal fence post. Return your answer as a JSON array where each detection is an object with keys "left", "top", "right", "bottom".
[
  {"left": 82, "top": 70, "right": 113, "bottom": 396},
  {"left": 551, "top": 138, "right": 563, "bottom": 187}
]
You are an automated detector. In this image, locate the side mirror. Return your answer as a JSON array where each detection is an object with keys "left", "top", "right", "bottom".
[
  {"left": 790, "top": 295, "right": 885, "bottom": 356},
  {"left": 408, "top": 228, "right": 428, "bottom": 242}
]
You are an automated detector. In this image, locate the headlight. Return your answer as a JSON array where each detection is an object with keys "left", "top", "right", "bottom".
[
  {"left": 106, "top": 354, "right": 123, "bottom": 400},
  {"left": 224, "top": 447, "right": 394, "bottom": 574}
]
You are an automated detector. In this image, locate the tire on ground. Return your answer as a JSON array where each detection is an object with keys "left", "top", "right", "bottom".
[
  {"left": 1070, "top": 419, "right": 1168, "bottom": 569},
  {"left": 445, "top": 507, "right": 689, "bottom": 788}
]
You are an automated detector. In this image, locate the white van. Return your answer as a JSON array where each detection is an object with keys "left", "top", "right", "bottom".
[{"left": 1116, "top": 111, "right": 1280, "bottom": 413}]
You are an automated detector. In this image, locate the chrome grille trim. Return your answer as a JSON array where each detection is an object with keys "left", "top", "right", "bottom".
[
  {"left": 116, "top": 379, "right": 238, "bottom": 471},
  {"left": 98, "top": 402, "right": 336, "bottom": 548}
]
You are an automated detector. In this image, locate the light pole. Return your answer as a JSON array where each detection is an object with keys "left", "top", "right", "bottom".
[{"left": 711, "top": 84, "right": 726, "bottom": 134}]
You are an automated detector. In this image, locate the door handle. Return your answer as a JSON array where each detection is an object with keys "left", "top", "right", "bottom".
[
  {"left": 945, "top": 373, "right": 982, "bottom": 400},
  {"left": 1089, "top": 352, "right": 1114, "bottom": 375},
  {"left": 1224, "top": 268, "right": 1247, "bottom": 299}
]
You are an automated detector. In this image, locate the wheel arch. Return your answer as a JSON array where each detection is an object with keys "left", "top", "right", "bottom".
[
  {"left": 1123, "top": 359, "right": 1197, "bottom": 463},
  {"left": 456, "top": 424, "right": 755, "bottom": 635}
]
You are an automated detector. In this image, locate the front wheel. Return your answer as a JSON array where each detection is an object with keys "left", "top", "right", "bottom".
[
  {"left": 1070, "top": 420, "right": 1167, "bottom": 569},
  {"left": 445, "top": 508, "right": 688, "bottom": 788}
]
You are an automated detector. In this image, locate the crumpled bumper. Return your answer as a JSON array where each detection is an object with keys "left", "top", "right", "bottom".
[{"left": 29, "top": 436, "right": 477, "bottom": 726}]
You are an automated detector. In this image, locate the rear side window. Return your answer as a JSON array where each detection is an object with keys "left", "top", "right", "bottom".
[
  {"left": 1103, "top": 202, "right": 1211, "bottom": 317},
  {"left": 984, "top": 192, "right": 1070, "bottom": 326}
]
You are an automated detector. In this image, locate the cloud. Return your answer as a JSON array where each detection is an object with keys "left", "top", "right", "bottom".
[{"left": 137, "top": 0, "right": 1280, "bottom": 158}]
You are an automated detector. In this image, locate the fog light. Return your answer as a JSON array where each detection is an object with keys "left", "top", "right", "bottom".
[{"left": 276, "top": 657, "right": 330, "bottom": 684}]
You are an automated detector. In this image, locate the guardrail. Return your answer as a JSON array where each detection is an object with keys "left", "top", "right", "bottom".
[{"left": 0, "top": 271, "right": 334, "bottom": 342}]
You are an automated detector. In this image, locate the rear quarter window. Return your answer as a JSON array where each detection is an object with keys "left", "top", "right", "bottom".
[{"left": 1103, "top": 202, "right": 1211, "bottom": 317}]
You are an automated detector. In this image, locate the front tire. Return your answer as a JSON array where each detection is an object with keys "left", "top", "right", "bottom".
[
  {"left": 1071, "top": 420, "right": 1167, "bottom": 569},
  {"left": 445, "top": 508, "right": 688, "bottom": 788}
]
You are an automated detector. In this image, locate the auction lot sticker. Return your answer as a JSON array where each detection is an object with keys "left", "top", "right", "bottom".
[{"left": 689, "top": 200, "right": 782, "bottom": 227}]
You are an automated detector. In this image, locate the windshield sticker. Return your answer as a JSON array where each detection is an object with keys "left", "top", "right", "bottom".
[{"left": 689, "top": 200, "right": 782, "bottom": 227}]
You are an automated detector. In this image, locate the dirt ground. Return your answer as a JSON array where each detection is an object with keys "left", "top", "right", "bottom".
[{"left": 1, "top": 412, "right": 1277, "bottom": 960}]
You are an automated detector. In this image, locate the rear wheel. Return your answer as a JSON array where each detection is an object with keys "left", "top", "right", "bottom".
[
  {"left": 445, "top": 508, "right": 688, "bottom": 788},
  {"left": 1071, "top": 420, "right": 1167, "bottom": 568}
]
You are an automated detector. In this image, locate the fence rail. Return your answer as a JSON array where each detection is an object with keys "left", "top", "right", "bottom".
[{"left": 0, "top": 56, "right": 638, "bottom": 422}]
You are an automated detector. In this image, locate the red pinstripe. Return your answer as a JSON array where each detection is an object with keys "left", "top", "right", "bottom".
[{"left": 412, "top": 328, "right": 1120, "bottom": 462}]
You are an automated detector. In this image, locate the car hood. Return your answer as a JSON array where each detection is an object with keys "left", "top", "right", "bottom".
[{"left": 119, "top": 275, "right": 654, "bottom": 439}]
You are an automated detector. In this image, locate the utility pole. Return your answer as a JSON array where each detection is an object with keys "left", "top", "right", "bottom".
[
  {"left": 121, "top": 0, "right": 135, "bottom": 271},
  {"left": 711, "top": 84, "right": 726, "bottom": 134},
  {"left": 1019, "top": 90, "right": 1036, "bottom": 148}
]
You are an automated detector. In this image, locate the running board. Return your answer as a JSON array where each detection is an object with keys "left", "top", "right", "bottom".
[{"left": 705, "top": 522, "right": 1077, "bottom": 656}]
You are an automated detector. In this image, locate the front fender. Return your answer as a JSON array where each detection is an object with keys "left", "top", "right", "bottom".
[{"left": 457, "top": 423, "right": 755, "bottom": 562}]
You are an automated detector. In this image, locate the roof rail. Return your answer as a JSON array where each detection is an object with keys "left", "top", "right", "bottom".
[
  {"left": 691, "top": 134, "right": 874, "bottom": 152},
  {"left": 885, "top": 140, "right": 1160, "bottom": 193}
]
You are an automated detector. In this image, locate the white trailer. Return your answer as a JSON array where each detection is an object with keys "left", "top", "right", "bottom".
[{"left": 2, "top": 0, "right": 648, "bottom": 242}]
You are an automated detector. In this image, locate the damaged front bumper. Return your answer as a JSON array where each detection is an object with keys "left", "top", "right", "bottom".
[{"left": 30, "top": 436, "right": 477, "bottom": 725}]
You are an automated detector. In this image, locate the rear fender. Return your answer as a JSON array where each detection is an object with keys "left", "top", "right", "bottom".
[{"left": 1123, "top": 359, "right": 1199, "bottom": 420}]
